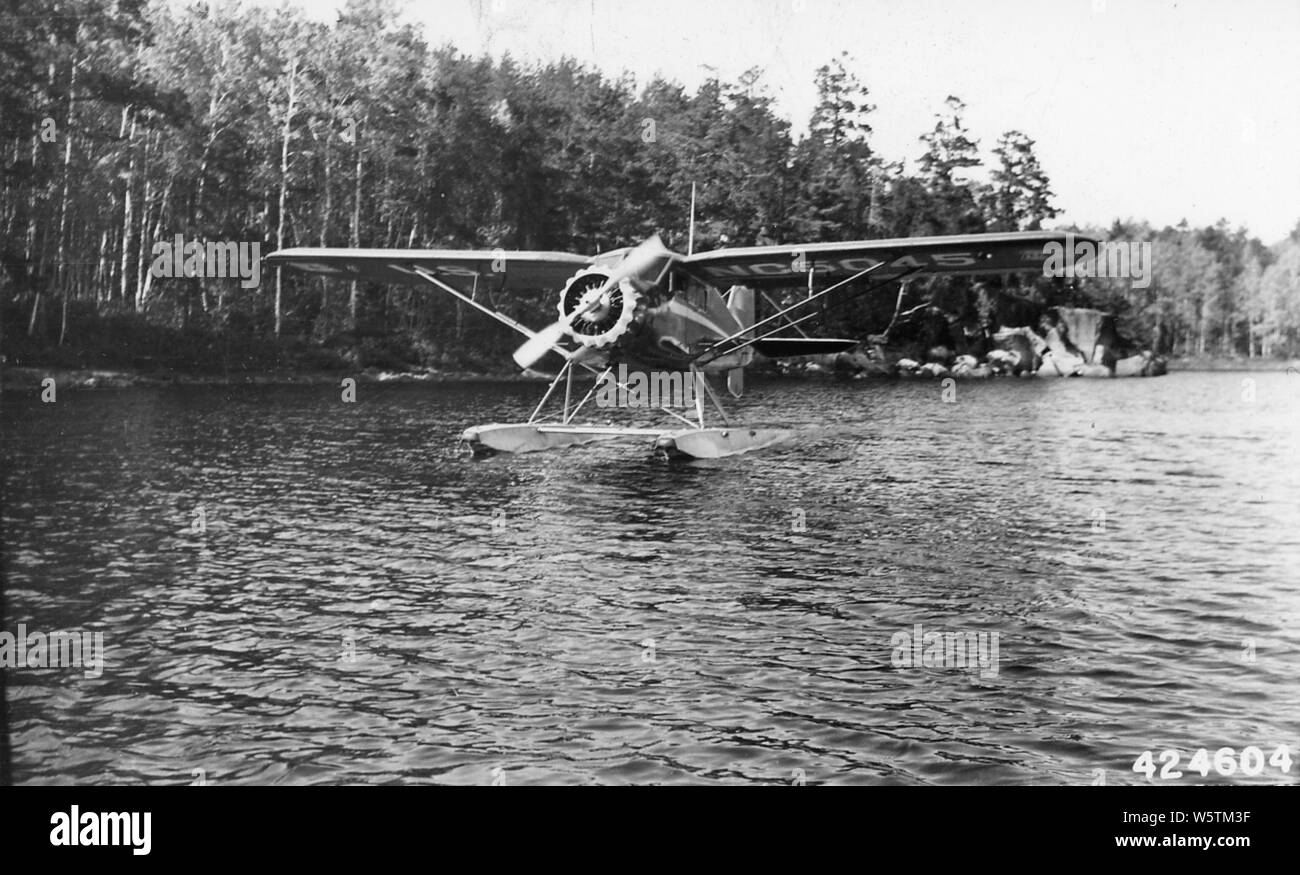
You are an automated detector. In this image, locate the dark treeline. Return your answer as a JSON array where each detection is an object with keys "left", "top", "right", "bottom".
[{"left": 3, "top": 0, "right": 1298, "bottom": 374}]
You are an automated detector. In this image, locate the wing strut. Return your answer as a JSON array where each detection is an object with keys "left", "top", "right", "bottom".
[
  {"left": 698, "top": 261, "right": 886, "bottom": 358},
  {"left": 761, "top": 290, "right": 810, "bottom": 337},
  {"left": 694, "top": 264, "right": 923, "bottom": 367},
  {"left": 408, "top": 265, "right": 574, "bottom": 361}
]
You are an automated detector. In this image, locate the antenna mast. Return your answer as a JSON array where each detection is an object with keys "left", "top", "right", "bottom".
[{"left": 687, "top": 182, "right": 696, "bottom": 256}]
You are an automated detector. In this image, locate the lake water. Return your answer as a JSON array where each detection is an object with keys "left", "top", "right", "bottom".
[{"left": 3, "top": 371, "right": 1298, "bottom": 785}]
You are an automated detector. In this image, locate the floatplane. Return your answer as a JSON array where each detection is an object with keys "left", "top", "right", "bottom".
[{"left": 267, "top": 229, "right": 1089, "bottom": 459}]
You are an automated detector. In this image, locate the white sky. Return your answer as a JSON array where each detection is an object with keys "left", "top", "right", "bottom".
[{"left": 260, "top": 0, "right": 1300, "bottom": 242}]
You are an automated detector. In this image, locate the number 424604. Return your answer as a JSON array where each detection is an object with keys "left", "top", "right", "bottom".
[{"left": 1133, "top": 746, "right": 1292, "bottom": 780}]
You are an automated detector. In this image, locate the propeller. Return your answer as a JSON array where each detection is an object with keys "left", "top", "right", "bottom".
[{"left": 511, "top": 235, "right": 670, "bottom": 369}]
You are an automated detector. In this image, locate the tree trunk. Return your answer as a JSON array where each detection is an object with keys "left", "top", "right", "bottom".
[
  {"left": 349, "top": 120, "right": 363, "bottom": 330},
  {"left": 54, "top": 56, "right": 77, "bottom": 342},
  {"left": 96, "top": 228, "right": 110, "bottom": 307},
  {"left": 275, "top": 56, "right": 299, "bottom": 338},
  {"left": 135, "top": 131, "right": 153, "bottom": 310},
  {"left": 27, "top": 292, "right": 42, "bottom": 335},
  {"left": 140, "top": 172, "right": 173, "bottom": 309},
  {"left": 318, "top": 124, "right": 332, "bottom": 326},
  {"left": 120, "top": 109, "right": 136, "bottom": 308}
]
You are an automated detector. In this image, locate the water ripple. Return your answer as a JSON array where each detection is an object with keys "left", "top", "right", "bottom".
[{"left": 3, "top": 372, "right": 1298, "bottom": 785}]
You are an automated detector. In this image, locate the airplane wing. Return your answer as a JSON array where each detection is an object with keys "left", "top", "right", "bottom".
[
  {"left": 264, "top": 247, "right": 593, "bottom": 293},
  {"left": 266, "top": 247, "right": 598, "bottom": 362},
  {"left": 682, "top": 230, "right": 1090, "bottom": 288},
  {"left": 684, "top": 230, "right": 1096, "bottom": 366}
]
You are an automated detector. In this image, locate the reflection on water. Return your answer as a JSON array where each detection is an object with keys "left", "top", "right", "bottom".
[{"left": 3, "top": 372, "right": 1299, "bottom": 785}]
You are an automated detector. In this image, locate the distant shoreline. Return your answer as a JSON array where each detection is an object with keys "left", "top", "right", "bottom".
[
  {"left": 1164, "top": 357, "right": 1300, "bottom": 372},
  {"left": 4, "top": 357, "right": 1297, "bottom": 393},
  {"left": 0, "top": 365, "right": 536, "bottom": 392}
]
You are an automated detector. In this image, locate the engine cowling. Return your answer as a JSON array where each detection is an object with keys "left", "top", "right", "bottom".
[{"left": 558, "top": 268, "right": 640, "bottom": 349}]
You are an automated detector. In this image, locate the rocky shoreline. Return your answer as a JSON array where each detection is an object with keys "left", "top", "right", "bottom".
[
  {"left": 808, "top": 307, "right": 1172, "bottom": 380},
  {"left": 5, "top": 355, "right": 1295, "bottom": 395}
]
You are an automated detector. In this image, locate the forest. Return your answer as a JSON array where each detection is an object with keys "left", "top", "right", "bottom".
[{"left": 3, "top": 0, "right": 1299, "bottom": 377}]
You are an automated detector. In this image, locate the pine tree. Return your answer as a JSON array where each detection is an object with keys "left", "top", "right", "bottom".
[{"left": 984, "top": 130, "right": 1058, "bottom": 231}]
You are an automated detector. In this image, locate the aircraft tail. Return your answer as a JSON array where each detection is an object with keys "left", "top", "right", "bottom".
[{"left": 725, "top": 286, "right": 754, "bottom": 397}]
